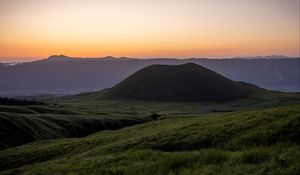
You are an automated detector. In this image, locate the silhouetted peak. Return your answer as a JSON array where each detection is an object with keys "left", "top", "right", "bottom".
[
  {"left": 147, "top": 62, "right": 208, "bottom": 71},
  {"left": 103, "top": 56, "right": 117, "bottom": 59},
  {"left": 47, "top": 55, "right": 71, "bottom": 61},
  {"left": 101, "top": 63, "right": 258, "bottom": 101},
  {"left": 101, "top": 56, "right": 132, "bottom": 60},
  {"left": 180, "top": 62, "right": 200, "bottom": 67}
]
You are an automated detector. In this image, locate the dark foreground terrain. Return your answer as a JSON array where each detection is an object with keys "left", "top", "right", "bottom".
[
  {"left": 0, "top": 103, "right": 299, "bottom": 174},
  {"left": 0, "top": 91, "right": 300, "bottom": 174}
]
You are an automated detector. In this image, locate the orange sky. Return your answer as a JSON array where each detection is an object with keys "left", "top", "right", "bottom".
[{"left": 0, "top": 0, "right": 299, "bottom": 61}]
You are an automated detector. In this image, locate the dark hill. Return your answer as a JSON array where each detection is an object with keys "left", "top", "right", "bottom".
[{"left": 101, "top": 63, "right": 260, "bottom": 101}]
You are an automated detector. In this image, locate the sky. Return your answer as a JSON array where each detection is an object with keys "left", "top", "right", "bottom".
[{"left": 0, "top": 0, "right": 299, "bottom": 62}]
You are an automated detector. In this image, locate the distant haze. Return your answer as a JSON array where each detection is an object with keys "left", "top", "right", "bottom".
[
  {"left": 0, "top": 56, "right": 299, "bottom": 97},
  {"left": 0, "top": 0, "right": 299, "bottom": 61}
]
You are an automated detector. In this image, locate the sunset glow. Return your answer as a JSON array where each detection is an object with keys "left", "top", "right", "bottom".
[{"left": 0, "top": 0, "right": 299, "bottom": 61}]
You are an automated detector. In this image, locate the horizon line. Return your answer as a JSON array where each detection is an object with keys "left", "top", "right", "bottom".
[{"left": 1, "top": 54, "right": 299, "bottom": 63}]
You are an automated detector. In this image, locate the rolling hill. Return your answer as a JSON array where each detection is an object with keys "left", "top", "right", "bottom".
[{"left": 0, "top": 104, "right": 299, "bottom": 174}]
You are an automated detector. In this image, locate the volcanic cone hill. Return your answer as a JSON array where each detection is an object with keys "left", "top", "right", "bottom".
[{"left": 97, "top": 63, "right": 261, "bottom": 102}]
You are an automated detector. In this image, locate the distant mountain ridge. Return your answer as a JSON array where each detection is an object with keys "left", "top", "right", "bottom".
[
  {"left": 41, "top": 54, "right": 295, "bottom": 62},
  {"left": 46, "top": 55, "right": 74, "bottom": 62},
  {"left": 44, "top": 55, "right": 130, "bottom": 62},
  {"left": 0, "top": 55, "right": 299, "bottom": 97},
  {"left": 98, "top": 63, "right": 259, "bottom": 101}
]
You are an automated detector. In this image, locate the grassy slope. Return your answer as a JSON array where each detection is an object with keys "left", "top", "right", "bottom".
[
  {"left": 0, "top": 104, "right": 299, "bottom": 175},
  {"left": 61, "top": 90, "right": 300, "bottom": 112},
  {"left": 1, "top": 91, "right": 299, "bottom": 150},
  {"left": 0, "top": 104, "right": 156, "bottom": 150}
]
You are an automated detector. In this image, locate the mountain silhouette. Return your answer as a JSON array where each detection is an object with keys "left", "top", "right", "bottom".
[
  {"left": 46, "top": 55, "right": 74, "bottom": 62},
  {"left": 100, "top": 63, "right": 260, "bottom": 101},
  {"left": 1, "top": 56, "right": 299, "bottom": 97}
]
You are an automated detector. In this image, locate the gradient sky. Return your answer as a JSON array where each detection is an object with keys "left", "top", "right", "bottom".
[{"left": 0, "top": 0, "right": 299, "bottom": 61}]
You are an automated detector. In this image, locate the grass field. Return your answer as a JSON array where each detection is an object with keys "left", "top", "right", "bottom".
[
  {"left": 0, "top": 101, "right": 300, "bottom": 174},
  {"left": 0, "top": 90, "right": 299, "bottom": 174},
  {"left": 0, "top": 104, "right": 157, "bottom": 149}
]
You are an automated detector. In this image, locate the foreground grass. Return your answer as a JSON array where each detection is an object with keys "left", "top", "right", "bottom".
[
  {"left": 0, "top": 104, "right": 299, "bottom": 175},
  {"left": 4, "top": 146, "right": 299, "bottom": 175},
  {"left": 0, "top": 110, "right": 155, "bottom": 149},
  {"left": 2, "top": 91, "right": 299, "bottom": 150}
]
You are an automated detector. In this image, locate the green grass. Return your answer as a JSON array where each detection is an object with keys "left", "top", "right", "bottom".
[
  {"left": 0, "top": 109, "right": 156, "bottom": 149},
  {"left": 58, "top": 90, "right": 300, "bottom": 113},
  {"left": 1, "top": 91, "right": 299, "bottom": 150},
  {"left": 0, "top": 104, "right": 299, "bottom": 175}
]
